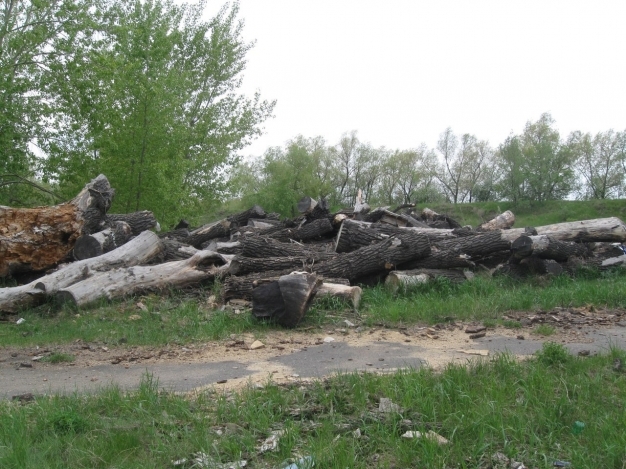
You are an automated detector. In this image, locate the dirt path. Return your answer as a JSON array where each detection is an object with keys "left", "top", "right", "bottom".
[{"left": 3, "top": 307, "right": 626, "bottom": 399}]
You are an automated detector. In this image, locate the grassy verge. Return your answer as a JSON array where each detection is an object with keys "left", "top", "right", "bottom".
[
  {"left": 3, "top": 269, "right": 626, "bottom": 349},
  {"left": 2, "top": 343, "right": 625, "bottom": 468}
]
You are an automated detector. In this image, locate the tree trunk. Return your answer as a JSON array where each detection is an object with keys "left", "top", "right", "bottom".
[
  {"left": 510, "top": 235, "right": 590, "bottom": 262},
  {"left": 56, "top": 250, "right": 230, "bottom": 308},
  {"left": 106, "top": 210, "right": 159, "bottom": 235},
  {"left": 0, "top": 231, "right": 163, "bottom": 313},
  {"left": 314, "top": 231, "right": 431, "bottom": 281},
  {"left": 435, "top": 231, "right": 511, "bottom": 258},
  {"left": 398, "top": 250, "right": 475, "bottom": 270},
  {"left": 73, "top": 221, "right": 133, "bottom": 260},
  {"left": 241, "top": 236, "right": 334, "bottom": 259},
  {"left": 477, "top": 210, "right": 515, "bottom": 231},
  {"left": 270, "top": 218, "right": 334, "bottom": 242},
  {"left": 0, "top": 174, "right": 115, "bottom": 277},
  {"left": 500, "top": 217, "right": 626, "bottom": 242}
]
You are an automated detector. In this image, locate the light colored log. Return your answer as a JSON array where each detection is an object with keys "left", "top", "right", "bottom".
[
  {"left": 501, "top": 217, "right": 626, "bottom": 242},
  {"left": 477, "top": 210, "right": 515, "bottom": 231},
  {"left": 0, "top": 231, "right": 163, "bottom": 313},
  {"left": 313, "top": 282, "right": 362, "bottom": 310},
  {"left": 56, "top": 250, "right": 230, "bottom": 307}
]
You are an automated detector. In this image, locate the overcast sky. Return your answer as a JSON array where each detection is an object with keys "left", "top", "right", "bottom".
[{"left": 206, "top": 1, "right": 626, "bottom": 157}]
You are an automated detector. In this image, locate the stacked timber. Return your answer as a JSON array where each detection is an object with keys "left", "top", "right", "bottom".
[{"left": 3, "top": 175, "right": 626, "bottom": 327}]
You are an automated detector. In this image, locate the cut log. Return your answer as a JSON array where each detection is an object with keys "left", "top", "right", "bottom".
[
  {"left": 186, "top": 206, "right": 267, "bottom": 248},
  {"left": 229, "top": 255, "right": 320, "bottom": 276},
  {"left": 251, "top": 272, "right": 321, "bottom": 328},
  {"left": 385, "top": 269, "right": 469, "bottom": 292},
  {"left": 0, "top": 231, "right": 163, "bottom": 313},
  {"left": 0, "top": 174, "right": 114, "bottom": 277},
  {"left": 314, "top": 231, "right": 431, "bottom": 281},
  {"left": 270, "top": 218, "right": 334, "bottom": 242},
  {"left": 313, "top": 283, "right": 362, "bottom": 310},
  {"left": 297, "top": 196, "right": 317, "bottom": 214},
  {"left": 435, "top": 231, "right": 511, "bottom": 258},
  {"left": 510, "top": 235, "right": 590, "bottom": 262},
  {"left": 73, "top": 221, "right": 133, "bottom": 260},
  {"left": 500, "top": 217, "right": 626, "bottom": 242},
  {"left": 202, "top": 240, "right": 243, "bottom": 255},
  {"left": 159, "top": 228, "right": 190, "bottom": 242},
  {"left": 241, "top": 236, "right": 334, "bottom": 259},
  {"left": 158, "top": 239, "right": 199, "bottom": 262},
  {"left": 379, "top": 209, "right": 428, "bottom": 228},
  {"left": 228, "top": 205, "right": 266, "bottom": 228},
  {"left": 399, "top": 250, "right": 475, "bottom": 270},
  {"left": 420, "top": 208, "right": 462, "bottom": 229},
  {"left": 106, "top": 210, "right": 159, "bottom": 235},
  {"left": 56, "top": 250, "right": 230, "bottom": 308},
  {"left": 477, "top": 210, "right": 515, "bottom": 231}
]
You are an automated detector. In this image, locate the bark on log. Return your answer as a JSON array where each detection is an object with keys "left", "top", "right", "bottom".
[
  {"left": 106, "top": 211, "right": 159, "bottom": 235},
  {"left": 0, "top": 231, "right": 163, "bottom": 313},
  {"left": 420, "top": 208, "right": 462, "bottom": 229},
  {"left": 73, "top": 221, "right": 133, "bottom": 260},
  {"left": 399, "top": 250, "right": 475, "bottom": 270},
  {"left": 251, "top": 272, "right": 321, "bottom": 328},
  {"left": 159, "top": 228, "right": 190, "bottom": 242},
  {"left": 229, "top": 255, "right": 326, "bottom": 276},
  {"left": 240, "top": 236, "right": 333, "bottom": 259},
  {"left": 0, "top": 174, "right": 115, "bottom": 277},
  {"left": 510, "top": 235, "right": 590, "bottom": 262},
  {"left": 186, "top": 206, "right": 267, "bottom": 248},
  {"left": 385, "top": 268, "right": 469, "bottom": 292},
  {"left": 379, "top": 209, "right": 428, "bottom": 228},
  {"left": 477, "top": 210, "right": 515, "bottom": 231},
  {"left": 314, "top": 231, "right": 431, "bottom": 281},
  {"left": 157, "top": 239, "right": 199, "bottom": 262},
  {"left": 435, "top": 231, "right": 512, "bottom": 258},
  {"left": 270, "top": 218, "right": 334, "bottom": 242},
  {"left": 56, "top": 250, "right": 230, "bottom": 308},
  {"left": 500, "top": 217, "right": 626, "bottom": 242}
]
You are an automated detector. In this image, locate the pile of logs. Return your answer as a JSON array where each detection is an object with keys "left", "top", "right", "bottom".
[{"left": 2, "top": 175, "right": 626, "bottom": 327}]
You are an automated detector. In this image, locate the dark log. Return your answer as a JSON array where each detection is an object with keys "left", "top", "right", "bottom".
[
  {"left": 399, "top": 250, "right": 475, "bottom": 270},
  {"left": 0, "top": 174, "right": 114, "bottom": 277},
  {"left": 186, "top": 206, "right": 266, "bottom": 248},
  {"left": 159, "top": 228, "right": 190, "bottom": 242},
  {"left": 229, "top": 255, "right": 319, "bottom": 276},
  {"left": 158, "top": 239, "right": 199, "bottom": 262},
  {"left": 477, "top": 210, "right": 515, "bottom": 231},
  {"left": 241, "top": 236, "right": 334, "bottom": 259},
  {"left": 379, "top": 209, "right": 428, "bottom": 228},
  {"left": 511, "top": 235, "right": 590, "bottom": 263},
  {"left": 501, "top": 217, "right": 626, "bottom": 242},
  {"left": 174, "top": 219, "right": 190, "bottom": 229},
  {"left": 251, "top": 272, "right": 321, "bottom": 327},
  {"left": 270, "top": 218, "right": 334, "bottom": 242},
  {"left": 435, "top": 231, "right": 512, "bottom": 258},
  {"left": 0, "top": 231, "right": 163, "bottom": 313},
  {"left": 385, "top": 268, "right": 469, "bottom": 292},
  {"left": 313, "top": 231, "right": 431, "bottom": 281},
  {"left": 305, "top": 198, "right": 331, "bottom": 222},
  {"left": 420, "top": 208, "right": 462, "bottom": 229},
  {"left": 73, "top": 221, "right": 133, "bottom": 260},
  {"left": 57, "top": 250, "right": 231, "bottom": 308},
  {"left": 106, "top": 210, "right": 159, "bottom": 235},
  {"left": 496, "top": 256, "right": 564, "bottom": 278},
  {"left": 297, "top": 196, "right": 317, "bottom": 213}
]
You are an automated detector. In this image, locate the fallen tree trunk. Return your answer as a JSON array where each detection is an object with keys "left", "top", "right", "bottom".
[
  {"left": 270, "top": 218, "right": 334, "bottom": 242},
  {"left": 186, "top": 206, "right": 267, "bottom": 248},
  {"left": 477, "top": 210, "right": 515, "bottom": 231},
  {"left": 73, "top": 221, "right": 133, "bottom": 260},
  {"left": 241, "top": 236, "right": 335, "bottom": 259},
  {"left": 0, "top": 174, "right": 115, "bottom": 277},
  {"left": 500, "top": 217, "right": 626, "bottom": 242},
  {"left": 0, "top": 231, "right": 164, "bottom": 313},
  {"left": 399, "top": 250, "right": 475, "bottom": 270},
  {"left": 314, "top": 231, "right": 431, "bottom": 281},
  {"left": 229, "top": 255, "right": 321, "bottom": 276},
  {"left": 510, "top": 235, "right": 590, "bottom": 262},
  {"left": 56, "top": 250, "right": 231, "bottom": 308},
  {"left": 435, "top": 231, "right": 512, "bottom": 258}
]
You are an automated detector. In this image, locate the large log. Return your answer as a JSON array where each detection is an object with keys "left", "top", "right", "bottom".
[
  {"left": 251, "top": 272, "right": 321, "bottom": 328},
  {"left": 241, "top": 236, "right": 334, "bottom": 259},
  {"left": 477, "top": 210, "right": 515, "bottom": 231},
  {"left": 435, "top": 231, "right": 511, "bottom": 258},
  {"left": 270, "top": 218, "right": 334, "bottom": 242},
  {"left": 73, "top": 221, "right": 133, "bottom": 260},
  {"left": 56, "top": 250, "right": 230, "bottom": 307},
  {"left": 399, "top": 250, "right": 475, "bottom": 270},
  {"left": 0, "top": 231, "right": 164, "bottom": 313},
  {"left": 510, "top": 235, "right": 590, "bottom": 262},
  {"left": 0, "top": 174, "right": 115, "bottom": 277},
  {"left": 314, "top": 231, "right": 431, "bottom": 281},
  {"left": 500, "top": 217, "right": 626, "bottom": 242},
  {"left": 229, "top": 255, "right": 320, "bottom": 276},
  {"left": 186, "top": 205, "right": 267, "bottom": 248}
]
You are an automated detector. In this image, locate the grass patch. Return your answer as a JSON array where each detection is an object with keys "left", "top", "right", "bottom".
[
  {"left": 41, "top": 352, "right": 75, "bottom": 363},
  {"left": 534, "top": 324, "right": 556, "bottom": 336},
  {"left": 2, "top": 346, "right": 626, "bottom": 468}
]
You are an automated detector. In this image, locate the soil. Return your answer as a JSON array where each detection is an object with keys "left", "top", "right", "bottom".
[{"left": 2, "top": 305, "right": 626, "bottom": 398}]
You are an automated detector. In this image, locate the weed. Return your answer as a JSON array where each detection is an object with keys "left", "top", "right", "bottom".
[
  {"left": 41, "top": 352, "right": 75, "bottom": 363},
  {"left": 534, "top": 324, "right": 556, "bottom": 336},
  {"left": 502, "top": 319, "right": 522, "bottom": 328},
  {"left": 535, "top": 341, "right": 571, "bottom": 366}
]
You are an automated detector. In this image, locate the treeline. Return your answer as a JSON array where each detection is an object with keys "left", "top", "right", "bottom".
[
  {"left": 232, "top": 113, "right": 626, "bottom": 217},
  {"left": 0, "top": 0, "right": 274, "bottom": 225}
]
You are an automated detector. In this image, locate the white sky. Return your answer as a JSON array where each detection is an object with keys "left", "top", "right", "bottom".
[{"left": 206, "top": 1, "right": 626, "bottom": 157}]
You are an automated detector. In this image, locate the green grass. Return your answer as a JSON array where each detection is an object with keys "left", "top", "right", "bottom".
[
  {"left": 41, "top": 352, "right": 75, "bottom": 363},
  {"left": 534, "top": 324, "right": 556, "bottom": 337},
  {"left": 2, "top": 344, "right": 626, "bottom": 468}
]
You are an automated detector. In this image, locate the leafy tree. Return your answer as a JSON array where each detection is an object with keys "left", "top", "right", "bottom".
[
  {"left": 42, "top": 0, "right": 274, "bottom": 224},
  {"left": 495, "top": 135, "right": 526, "bottom": 203},
  {"left": 569, "top": 130, "right": 626, "bottom": 199},
  {"left": 0, "top": 0, "right": 91, "bottom": 205}
]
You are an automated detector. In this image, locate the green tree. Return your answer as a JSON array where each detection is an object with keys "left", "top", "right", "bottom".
[
  {"left": 0, "top": 0, "right": 91, "bottom": 205},
  {"left": 569, "top": 129, "right": 626, "bottom": 199},
  {"left": 42, "top": 0, "right": 274, "bottom": 224}
]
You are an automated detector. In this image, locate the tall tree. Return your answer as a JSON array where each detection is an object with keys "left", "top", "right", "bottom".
[
  {"left": 42, "top": 0, "right": 274, "bottom": 224},
  {"left": 0, "top": 0, "right": 91, "bottom": 205},
  {"left": 569, "top": 130, "right": 626, "bottom": 199}
]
